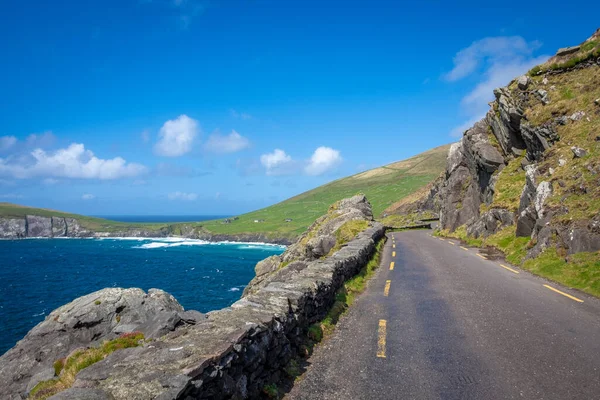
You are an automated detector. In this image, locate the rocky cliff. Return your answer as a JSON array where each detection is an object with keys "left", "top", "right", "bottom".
[
  {"left": 0, "top": 215, "right": 292, "bottom": 244},
  {"left": 438, "top": 29, "right": 600, "bottom": 283},
  {"left": 0, "top": 195, "right": 385, "bottom": 399}
]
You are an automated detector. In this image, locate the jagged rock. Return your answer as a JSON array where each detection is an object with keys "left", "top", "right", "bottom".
[
  {"left": 487, "top": 88, "right": 526, "bottom": 156},
  {"left": 446, "top": 141, "right": 464, "bottom": 175},
  {"left": 556, "top": 46, "right": 580, "bottom": 56},
  {"left": 520, "top": 122, "right": 559, "bottom": 161},
  {"left": 549, "top": 167, "right": 555, "bottom": 175},
  {"left": 536, "top": 89, "right": 550, "bottom": 104},
  {"left": 516, "top": 207, "right": 537, "bottom": 237},
  {"left": 465, "top": 120, "right": 504, "bottom": 172},
  {"left": 467, "top": 208, "right": 514, "bottom": 239},
  {"left": 51, "top": 217, "right": 67, "bottom": 237},
  {"left": 0, "top": 218, "right": 26, "bottom": 238},
  {"left": 570, "top": 111, "right": 585, "bottom": 121},
  {"left": 542, "top": 77, "right": 549, "bottom": 85},
  {"left": 440, "top": 165, "right": 481, "bottom": 232},
  {"left": 534, "top": 181, "right": 552, "bottom": 216},
  {"left": 0, "top": 288, "right": 184, "bottom": 397},
  {"left": 26, "top": 215, "right": 52, "bottom": 237},
  {"left": 559, "top": 158, "right": 567, "bottom": 167},
  {"left": 558, "top": 225, "right": 600, "bottom": 254},
  {"left": 571, "top": 146, "right": 587, "bottom": 158},
  {"left": 517, "top": 75, "right": 531, "bottom": 90}
]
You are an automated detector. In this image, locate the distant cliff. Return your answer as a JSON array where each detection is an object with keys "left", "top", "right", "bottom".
[{"left": 0, "top": 214, "right": 292, "bottom": 244}]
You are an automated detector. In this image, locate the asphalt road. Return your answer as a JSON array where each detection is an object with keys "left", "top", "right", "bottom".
[{"left": 286, "top": 230, "right": 600, "bottom": 400}]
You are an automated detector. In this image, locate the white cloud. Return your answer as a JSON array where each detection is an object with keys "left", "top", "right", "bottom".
[
  {"left": 154, "top": 115, "right": 199, "bottom": 157},
  {"left": 82, "top": 194, "right": 95, "bottom": 200},
  {"left": 204, "top": 130, "right": 250, "bottom": 154},
  {"left": 260, "top": 149, "right": 294, "bottom": 176},
  {"left": 445, "top": 36, "right": 550, "bottom": 136},
  {"left": 305, "top": 146, "right": 343, "bottom": 176},
  {"left": 0, "top": 143, "right": 147, "bottom": 180},
  {"left": 0, "top": 136, "right": 17, "bottom": 152},
  {"left": 168, "top": 191, "right": 198, "bottom": 201}
]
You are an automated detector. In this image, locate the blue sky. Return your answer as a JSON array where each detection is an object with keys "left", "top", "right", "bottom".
[{"left": 0, "top": 0, "right": 598, "bottom": 215}]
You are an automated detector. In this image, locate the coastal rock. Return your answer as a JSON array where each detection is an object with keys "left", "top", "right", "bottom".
[
  {"left": 0, "top": 288, "right": 185, "bottom": 397},
  {"left": 51, "top": 217, "right": 67, "bottom": 237},
  {"left": 556, "top": 46, "right": 580, "bottom": 56},
  {"left": 26, "top": 215, "right": 52, "bottom": 237},
  {"left": 0, "top": 218, "right": 26, "bottom": 238}
]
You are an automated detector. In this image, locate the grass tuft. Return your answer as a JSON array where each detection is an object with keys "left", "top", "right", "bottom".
[{"left": 30, "top": 332, "right": 144, "bottom": 400}]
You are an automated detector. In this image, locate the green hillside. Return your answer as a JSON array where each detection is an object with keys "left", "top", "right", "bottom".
[
  {"left": 200, "top": 144, "right": 450, "bottom": 239},
  {"left": 1, "top": 144, "right": 450, "bottom": 240}
]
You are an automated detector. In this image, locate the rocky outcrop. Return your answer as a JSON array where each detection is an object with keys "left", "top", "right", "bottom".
[
  {"left": 244, "top": 194, "right": 377, "bottom": 295},
  {"left": 440, "top": 29, "right": 600, "bottom": 257},
  {"left": 26, "top": 215, "right": 52, "bottom": 237},
  {"left": 0, "top": 197, "right": 385, "bottom": 399},
  {"left": 0, "top": 288, "right": 198, "bottom": 398}
]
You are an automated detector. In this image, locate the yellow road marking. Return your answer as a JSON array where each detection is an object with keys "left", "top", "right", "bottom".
[
  {"left": 499, "top": 264, "right": 520, "bottom": 274},
  {"left": 392, "top": 244, "right": 396, "bottom": 248},
  {"left": 392, "top": 251, "right": 396, "bottom": 257},
  {"left": 543, "top": 285, "right": 584, "bottom": 303},
  {"left": 477, "top": 253, "right": 487, "bottom": 260},
  {"left": 377, "top": 319, "right": 387, "bottom": 358},
  {"left": 384, "top": 280, "right": 391, "bottom": 297},
  {"left": 389, "top": 261, "right": 395, "bottom": 271},
  {"left": 448, "top": 241, "right": 455, "bottom": 246},
  {"left": 460, "top": 246, "right": 469, "bottom": 251}
]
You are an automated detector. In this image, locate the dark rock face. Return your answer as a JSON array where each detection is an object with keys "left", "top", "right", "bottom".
[
  {"left": 0, "top": 288, "right": 189, "bottom": 398},
  {"left": 467, "top": 208, "right": 515, "bottom": 239},
  {"left": 0, "top": 205, "right": 384, "bottom": 399},
  {"left": 26, "top": 215, "right": 52, "bottom": 237},
  {"left": 51, "top": 217, "right": 67, "bottom": 237}
]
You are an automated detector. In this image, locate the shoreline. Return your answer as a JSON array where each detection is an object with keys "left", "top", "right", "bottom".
[{"left": 0, "top": 235, "right": 288, "bottom": 248}]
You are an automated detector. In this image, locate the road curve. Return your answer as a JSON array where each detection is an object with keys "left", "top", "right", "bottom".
[{"left": 286, "top": 230, "right": 600, "bottom": 400}]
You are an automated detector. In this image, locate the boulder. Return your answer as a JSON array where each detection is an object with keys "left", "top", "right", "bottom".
[
  {"left": 570, "top": 111, "right": 585, "bottom": 121},
  {"left": 48, "top": 388, "right": 114, "bottom": 400},
  {"left": 26, "top": 215, "right": 52, "bottom": 237},
  {"left": 520, "top": 122, "right": 559, "bottom": 161},
  {"left": 0, "top": 288, "right": 185, "bottom": 397},
  {"left": 556, "top": 46, "right": 580, "bottom": 56},
  {"left": 517, "top": 75, "right": 531, "bottom": 90},
  {"left": 571, "top": 146, "right": 588, "bottom": 158}
]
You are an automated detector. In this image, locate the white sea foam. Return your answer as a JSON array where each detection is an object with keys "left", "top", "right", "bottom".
[{"left": 228, "top": 287, "right": 240, "bottom": 292}]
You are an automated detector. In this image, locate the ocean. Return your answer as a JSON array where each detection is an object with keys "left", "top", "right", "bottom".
[
  {"left": 93, "top": 215, "right": 231, "bottom": 223},
  {"left": 0, "top": 237, "right": 285, "bottom": 355}
]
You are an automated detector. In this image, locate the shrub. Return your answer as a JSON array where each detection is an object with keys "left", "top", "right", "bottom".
[{"left": 263, "top": 383, "right": 278, "bottom": 399}]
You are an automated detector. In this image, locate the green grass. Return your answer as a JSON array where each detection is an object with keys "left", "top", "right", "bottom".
[
  {"left": 199, "top": 145, "right": 450, "bottom": 240},
  {"left": 30, "top": 332, "right": 144, "bottom": 400},
  {"left": 523, "top": 248, "right": 600, "bottom": 297}
]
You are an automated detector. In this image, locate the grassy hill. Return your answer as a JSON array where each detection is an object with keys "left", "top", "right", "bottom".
[
  {"left": 0, "top": 144, "right": 451, "bottom": 240},
  {"left": 199, "top": 144, "right": 450, "bottom": 239}
]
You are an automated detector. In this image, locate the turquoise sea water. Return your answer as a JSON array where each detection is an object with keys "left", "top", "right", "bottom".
[{"left": 0, "top": 237, "right": 284, "bottom": 355}]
